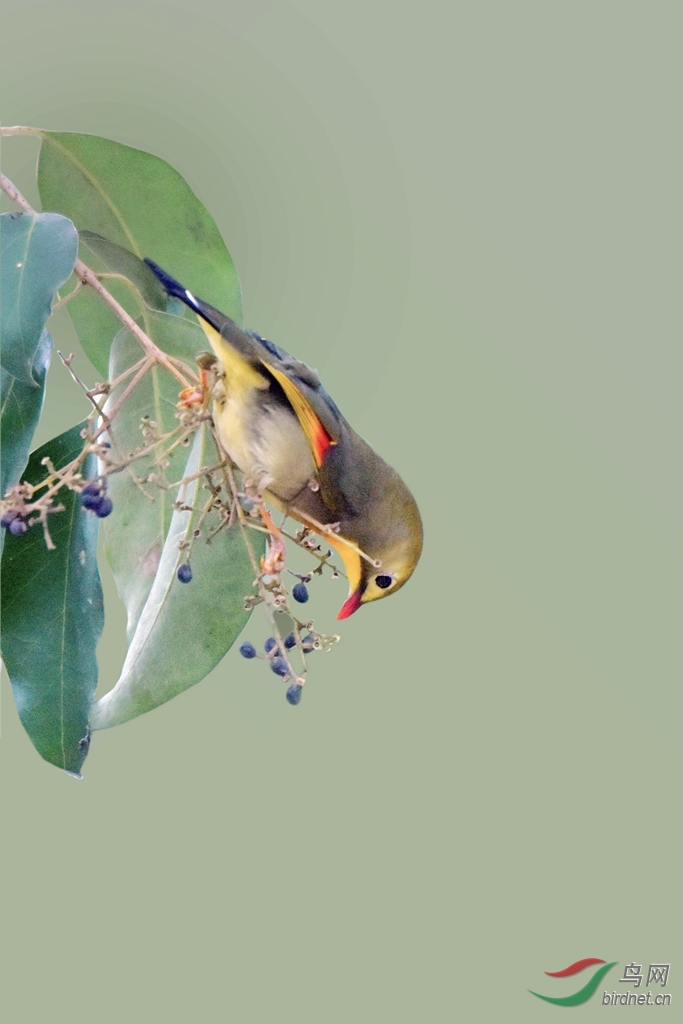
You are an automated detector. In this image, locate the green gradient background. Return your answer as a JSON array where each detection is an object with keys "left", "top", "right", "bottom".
[{"left": 1, "top": 3, "right": 680, "bottom": 1023}]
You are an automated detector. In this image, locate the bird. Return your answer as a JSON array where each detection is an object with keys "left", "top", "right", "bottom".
[{"left": 144, "top": 258, "right": 423, "bottom": 619}]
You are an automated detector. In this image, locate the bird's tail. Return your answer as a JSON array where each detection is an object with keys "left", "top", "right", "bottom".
[
  {"left": 144, "top": 258, "right": 204, "bottom": 318},
  {"left": 145, "top": 257, "right": 266, "bottom": 372}
]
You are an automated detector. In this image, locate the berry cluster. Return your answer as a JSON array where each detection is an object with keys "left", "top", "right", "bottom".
[
  {"left": 239, "top": 629, "right": 319, "bottom": 706},
  {"left": 80, "top": 482, "right": 113, "bottom": 518},
  {"left": 1, "top": 479, "right": 115, "bottom": 538}
]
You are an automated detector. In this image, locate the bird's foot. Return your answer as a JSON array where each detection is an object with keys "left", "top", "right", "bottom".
[
  {"left": 259, "top": 504, "right": 287, "bottom": 574},
  {"left": 177, "top": 384, "right": 206, "bottom": 410},
  {"left": 177, "top": 357, "right": 216, "bottom": 410}
]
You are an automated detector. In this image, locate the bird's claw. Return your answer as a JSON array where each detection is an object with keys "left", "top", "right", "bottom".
[
  {"left": 177, "top": 366, "right": 213, "bottom": 410},
  {"left": 259, "top": 504, "right": 287, "bottom": 574},
  {"left": 261, "top": 537, "right": 287, "bottom": 574}
]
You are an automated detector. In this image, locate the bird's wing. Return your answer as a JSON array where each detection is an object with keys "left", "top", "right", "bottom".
[
  {"left": 264, "top": 363, "right": 339, "bottom": 467},
  {"left": 145, "top": 258, "right": 345, "bottom": 469},
  {"left": 144, "top": 257, "right": 348, "bottom": 473}
]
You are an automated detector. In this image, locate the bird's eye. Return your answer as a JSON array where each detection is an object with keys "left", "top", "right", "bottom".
[{"left": 375, "top": 574, "right": 394, "bottom": 589}]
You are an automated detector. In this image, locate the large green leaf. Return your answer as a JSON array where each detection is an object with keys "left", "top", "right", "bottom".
[
  {"left": 91, "top": 425, "right": 262, "bottom": 730},
  {"left": 1, "top": 329, "right": 52, "bottom": 497},
  {"left": 103, "top": 312, "right": 206, "bottom": 639},
  {"left": 1, "top": 423, "right": 104, "bottom": 775},
  {"left": 0, "top": 211, "right": 77, "bottom": 384},
  {"left": 37, "top": 131, "right": 242, "bottom": 376}
]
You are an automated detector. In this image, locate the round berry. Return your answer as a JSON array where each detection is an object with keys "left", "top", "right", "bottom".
[
  {"left": 80, "top": 483, "right": 101, "bottom": 499},
  {"left": 239, "top": 642, "right": 257, "bottom": 659},
  {"left": 264, "top": 637, "right": 277, "bottom": 654},
  {"left": 81, "top": 492, "right": 103, "bottom": 511},
  {"left": 286, "top": 683, "right": 303, "bottom": 706},
  {"left": 8, "top": 517, "right": 27, "bottom": 536},
  {"left": 1, "top": 511, "right": 19, "bottom": 529},
  {"left": 177, "top": 562, "right": 193, "bottom": 583},
  {"left": 94, "top": 497, "right": 114, "bottom": 518},
  {"left": 284, "top": 632, "right": 297, "bottom": 649},
  {"left": 302, "top": 634, "right": 316, "bottom": 652},
  {"left": 270, "top": 656, "right": 289, "bottom": 677},
  {"left": 292, "top": 582, "right": 309, "bottom": 603}
]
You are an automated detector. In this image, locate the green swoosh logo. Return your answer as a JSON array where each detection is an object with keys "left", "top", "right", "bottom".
[{"left": 529, "top": 962, "right": 618, "bottom": 1006}]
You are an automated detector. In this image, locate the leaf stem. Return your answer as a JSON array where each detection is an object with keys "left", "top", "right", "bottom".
[
  {"left": 0, "top": 126, "right": 42, "bottom": 137},
  {"left": 52, "top": 279, "right": 83, "bottom": 312}
]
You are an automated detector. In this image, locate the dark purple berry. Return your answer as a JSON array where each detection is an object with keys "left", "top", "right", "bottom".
[
  {"left": 264, "top": 637, "right": 277, "bottom": 654},
  {"left": 94, "top": 496, "right": 113, "bottom": 518},
  {"left": 81, "top": 492, "right": 103, "bottom": 511},
  {"left": 1, "top": 511, "right": 20, "bottom": 529},
  {"left": 270, "top": 656, "right": 289, "bottom": 677},
  {"left": 239, "top": 642, "right": 257, "bottom": 659},
  {"left": 292, "top": 582, "right": 309, "bottom": 603},
  {"left": 177, "top": 562, "right": 193, "bottom": 583},
  {"left": 284, "top": 632, "right": 297, "bottom": 649},
  {"left": 286, "top": 683, "right": 303, "bottom": 705},
  {"left": 81, "top": 483, "right": 101, "bottom": 499},
  {"left": 8, "top": 518, "right": 27, "bottom": 536},
  {"left": 302, "top": 634, "right": 316, "bottom": 652}
]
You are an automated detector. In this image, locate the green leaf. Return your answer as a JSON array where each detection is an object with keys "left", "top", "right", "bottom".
[
  {"left": 37, "top": 131, "right": 242, "bottom": 376},
  {"left": 0, "top": 423, "right": 104, "bottom": 775},
  {"left": 91, "top": 425, "right": 262, "bottom": 730},
  {"left": 1, "top": 329, "right": 52, "bottom": 497},
  {"left": 78, "top": 231, "right": 168, "bottom": 311},
  {"left": 0, "top": 211, "right": 77, "bottom": 384},
  {"left": 102, "top": 312, "right": 207, "bottom": 639}
]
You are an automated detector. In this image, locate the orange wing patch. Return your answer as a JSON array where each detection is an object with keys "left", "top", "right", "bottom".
[{"left": 266, "top": 363, "right": 336, "bottom": 467}]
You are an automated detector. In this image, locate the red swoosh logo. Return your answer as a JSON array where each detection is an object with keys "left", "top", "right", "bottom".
[{"left": 546, "top": 958, "right": 606, "bottom": 977}]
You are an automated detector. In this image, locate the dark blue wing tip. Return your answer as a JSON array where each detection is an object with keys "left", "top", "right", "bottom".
[
  {"left": 260, "top": 336, "right": 283, "bottom": 359},
  {"left": 144, "top": 258, "right": 188, "bottom": 301}
]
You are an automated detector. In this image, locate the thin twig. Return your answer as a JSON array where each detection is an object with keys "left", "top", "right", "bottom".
[
  {"left": 92, "top": 357, "right": 155, "bottom": 439},
  {"left": 102, "top": 425, "right": 190, "bottom": 475},
  {"left": 108, "top": 356, "right": 149, "bottom": 392},
  {"left": 0, "top": 126, "right": 40, "bottom": 137},
  {"left": 280, "top": 527, "right": 345, "bottom": 576},
  {"left": 52, "top": 279, "right": 83, "bottom": 312},
  {"left": 57, "top": 352, "right": 109, "bottom": 419},
  {"left": 289, "top": 505, "right": 382, "bottom": 569},
  {"left": 0, "top": 171, "right": 33, "bottom": 210},
  {"left": 73, "top": 259, "right": 191, "bottom": 386},
  {"left": 161, "top": 461, "right": 228, "bottom": 491}
]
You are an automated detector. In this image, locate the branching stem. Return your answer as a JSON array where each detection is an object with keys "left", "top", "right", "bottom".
[{"left": 92, "top": 357, "right": 155, "bottom": 440}]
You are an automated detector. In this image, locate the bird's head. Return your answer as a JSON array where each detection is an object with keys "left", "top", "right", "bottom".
[{"left": 331, "top": 489, "right": 423, "bottom": 619}]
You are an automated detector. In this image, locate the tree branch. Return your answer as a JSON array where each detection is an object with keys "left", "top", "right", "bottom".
[{"left": 0, "top": 171, "right": 192, "bottom": 388}]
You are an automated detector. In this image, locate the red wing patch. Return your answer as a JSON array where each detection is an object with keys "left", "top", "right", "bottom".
[{"left": 310, "top": 417, "right": 334, "bottom": 465}]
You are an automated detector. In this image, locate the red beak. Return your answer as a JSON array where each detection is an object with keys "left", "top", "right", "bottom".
[{"left": 337, "top": 587, "right": 362, "bottom": 620}]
